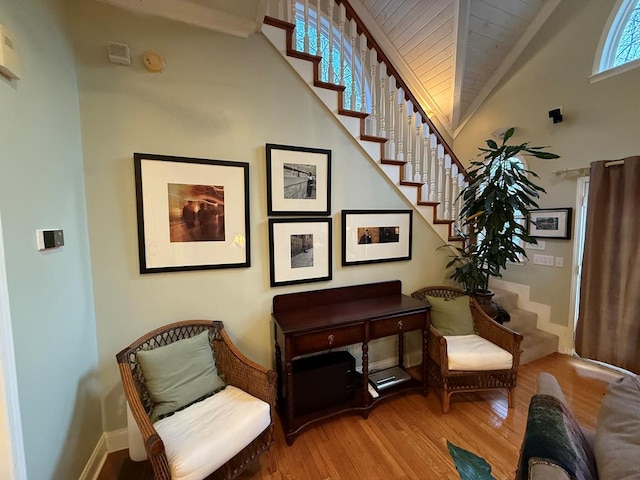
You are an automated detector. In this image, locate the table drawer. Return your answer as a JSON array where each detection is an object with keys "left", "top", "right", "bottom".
[
  {"left": 370, "top": 313, "right": 425, "bottom": 339},
  {"left": 292, "top": 324, "right": 364, "bottom": 356}
]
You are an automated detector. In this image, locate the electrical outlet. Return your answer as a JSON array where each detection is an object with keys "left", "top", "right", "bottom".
[
  {"left": 532, "top": 254, "right": 554, "bottom": 266},
  {"left": 525, "top": 240, "right": 546, "bottom": 250},
  {"left": 555, "top": 256, "right": 564, "bottom": 267}
]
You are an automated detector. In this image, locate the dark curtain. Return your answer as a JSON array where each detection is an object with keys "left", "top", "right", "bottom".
[{"left": 575, "top": 156, "right": 640, "bottom": 374}]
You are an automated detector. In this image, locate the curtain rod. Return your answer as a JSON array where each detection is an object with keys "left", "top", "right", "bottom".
[{"left": 552, "top": 159, "right": 625, "bottom": 175}]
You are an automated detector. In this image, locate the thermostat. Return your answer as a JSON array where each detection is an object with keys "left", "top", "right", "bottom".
[{"left": 36, "top": 229, "right": 64, "bottom": 251}]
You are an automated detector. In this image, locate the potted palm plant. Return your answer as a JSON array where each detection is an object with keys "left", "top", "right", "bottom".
[{"left": 445, "top": 127, "right": 560, "bottom": 316}]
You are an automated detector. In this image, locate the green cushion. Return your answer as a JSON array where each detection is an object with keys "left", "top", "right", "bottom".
[
  {"left": 425, "top": 295, "right": 475, "bottom": 336},
  {"left": 137, "top": 330, "right": 226, "bottom": 422}
]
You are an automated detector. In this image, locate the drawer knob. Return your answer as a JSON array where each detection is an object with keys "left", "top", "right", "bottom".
[
  {"left": 398, "top": 320, "right": 403, "bottom": 330},
  {"left": 328, "top": 334, "right": 335, "bottom": 346}
]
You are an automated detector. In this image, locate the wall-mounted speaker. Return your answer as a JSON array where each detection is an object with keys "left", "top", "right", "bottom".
[{"left": 548, "top": 107, "right": 563, "bottom": 124}]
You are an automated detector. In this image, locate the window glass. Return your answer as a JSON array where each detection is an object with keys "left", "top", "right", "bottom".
[
  {"left": 613, "top": 1, "right": 640, "bottom": 66},
  {"left": 595, "top": 0, "right": 640, "bottom": 76}
]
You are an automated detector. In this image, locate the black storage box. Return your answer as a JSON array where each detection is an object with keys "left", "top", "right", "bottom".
[{"left": 292, "top": 351, "right": 357, "bottom": 415}]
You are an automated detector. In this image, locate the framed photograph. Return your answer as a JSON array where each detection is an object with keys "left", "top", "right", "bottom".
[
  {"left": 341, "top": 210, "right": 413, "bottom": 266},
  {"left": 134, "top": 153, "right": 250, "bottom": 274},
  {"left": 527, "top": 208, "right": 573, "bottom": 239},
  {"left": 268, "top": 218, "right": 332, "bottom": 287},
  {"left": 266, "top": 143, "right": 331, "bottom": 216}
]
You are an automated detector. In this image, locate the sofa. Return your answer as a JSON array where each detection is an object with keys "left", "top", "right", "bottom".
[{"left": 516, "top": 372, "right": 640, "bottom": 479}]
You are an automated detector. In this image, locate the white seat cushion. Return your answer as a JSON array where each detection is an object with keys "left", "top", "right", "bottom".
[
  {"left": 154, "top": 385, "right": 271, "bottom": 480},
  {"left": 444, "top": 334, "right": 513, "bottom": 371}
]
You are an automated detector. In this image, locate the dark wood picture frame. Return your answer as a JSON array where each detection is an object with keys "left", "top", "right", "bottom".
[
  {"left": 134, "top": 153, "right": 250, "bottom": 274},
  {"left": 266, "top": 143, "right": 331, "bottom": 216},
  {"left": 341, "top": 209, "right": 413, "bottom": 266},
  {"left": 268, "top": 217, "right": 332, "bottom": 287},
  {"left": 527, "top": 208, "right": 573, "bottom": 240}
]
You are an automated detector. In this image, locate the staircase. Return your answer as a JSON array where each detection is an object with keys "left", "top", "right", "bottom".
[
  {"left": 492, "top": 288, "right": 559, "bottom": 364},
  {"left": 261, "top": 0, "right": 465, "bottom": 245}
]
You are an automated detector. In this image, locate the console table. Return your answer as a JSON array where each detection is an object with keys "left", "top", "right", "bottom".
[{"left": 272, "top": 280, "right": 430, "bottom": 445}]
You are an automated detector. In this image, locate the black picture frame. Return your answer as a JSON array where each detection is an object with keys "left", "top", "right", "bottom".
[
  {"left": 341, "top": 209, "right": 413, "bottom": 266},
  {"left": 266, "top": 143, "right": 331, "bottom": 216},
  {"left": 268, "top": 218, "right": 332, "bottom": 287},
  {"left": 527, "top": 208, "right": 573, "bottom": 240},
  {"left": 134, "top": 153, "right": 250, "bottom": 274}
]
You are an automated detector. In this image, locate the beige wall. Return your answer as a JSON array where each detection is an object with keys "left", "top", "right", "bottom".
[
  {"left": 454, "top": 0, "right": 640, "bottom": 331},
  {"left": 63, "top": 1, "right": 449, "bottom": 433}
]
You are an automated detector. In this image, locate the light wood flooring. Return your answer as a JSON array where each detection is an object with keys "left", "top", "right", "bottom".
[{"left": 99, "top": 353, "right": 622, "bottom": 480}]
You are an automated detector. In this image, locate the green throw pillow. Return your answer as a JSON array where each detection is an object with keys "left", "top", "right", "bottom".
[
  {"left": 425, "top": 295, "right": 475, "bottom": 336},
  {"left": 137, "top": 330, "right": 226, "bottom": 422}
]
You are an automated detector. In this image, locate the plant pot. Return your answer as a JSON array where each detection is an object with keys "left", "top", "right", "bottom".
[{"left": 473, "top": 290, "right": 498, "bottom": 320}]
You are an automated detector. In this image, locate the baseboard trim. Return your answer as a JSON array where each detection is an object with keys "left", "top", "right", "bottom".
[
  {"left": 106, "top": 427, "right": 128, "bottom": 452},
  {"left": 79, "top": 434, "right": 108, "bottom": 480}
]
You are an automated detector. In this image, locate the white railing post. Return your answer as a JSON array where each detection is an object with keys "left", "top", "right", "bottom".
[
  {"left": 414, "top": 113, "right": 422, "bottom": 183},
  {"left": 327, "top": 0, "right": 335, "bottom": 83},
  {"left": 444, "top": 155, "right": 452, "bottom": 219},
  {"left": 422, "top": 127, "right": 430, "bottom": 199},
  {"left": 316, "top": 0, "right": 322, "bottom": 58},
  {"left": 378, "top": 63, "right": 387, "bottom": 138},
  {"left": 367, "top": 49, "right": 377, "bottom": 136},
  {"left": 451, "top": 164, "right": 459, "bottom": 226},
  {"left": 359, "top": 35, "right": 367, "bottom": 113},
  {"left": 349, "top": 19, "right": 357, "bottom": 110},
  {"left": 303, "top": 0, "right": 310, "bottom": 53},
  {"left": 338, "top": 5, "right": 346, "bottom": 86},
  {"left": 405, "top": 100, "right": 413, "bottom": 180},
  {"left": 429, "top": 135, "right": 437, "bottom": 202},
  {"left": 437, "top": 145, "right": 445, "bottom": 217},
  {"left": 386, "top": 76, "right": 396, "bottom": 159},
  {"left": 397, "top": 93, "right": 405, "bottom": 161}
]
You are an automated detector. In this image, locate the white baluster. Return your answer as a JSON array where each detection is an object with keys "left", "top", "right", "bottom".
[
  {"left": 378, "top": 63, "right": 387, "bottom": 138},
  {"left": 316, "top": 0, "right": 322, "bottom": 58},
  {"left": 287, "top": 0, "right": 294, "bottom": 23},
  {"left": 360, "top": 35, "right": 367, "bottom": 113},
  {"left": 451, "top": 164, "right": 459, "bottom": 226},
  {"left": 367, "top": 49, "right": 377, "bottom": 136},
  {"left": 397, "top": 94, "right": 405, "bottom": 161},
  {"left": 386, "top": 76, "right": 396, "bottom": 159},
  {"left": 429, "top": 135, "right": 437, "bottom": 202},
  {"left": 422, "top": 127, "right": 430, "bottom": 199},
  {"left": 414, "top": 113, "right": 422, "bottom": 183},
  {"left": 327, "top": 0, "right": 335, "bottom": 83},
  {"left": 338, "top": 5, "right": 346, "bottom": 86},
  {"left": 405, "top": 100, "right": 413, "bottom": 180},
  {"left": 303, "top": 0, "right": 310, "bottom": 54},
  {"left": 444, "top": 156, "right": 452, "bottom": 219},
  {"left": 437, "top": 145, "right": 445, "bottom": 217},
  {"left": 349, "top": 19, "right": 357, "bottom": 110}
]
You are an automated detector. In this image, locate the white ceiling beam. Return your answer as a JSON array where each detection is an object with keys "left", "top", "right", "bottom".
[{"left": 451, "top": 0, "right": 470, "bottom": 131}]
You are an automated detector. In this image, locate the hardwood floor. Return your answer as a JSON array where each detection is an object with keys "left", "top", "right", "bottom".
[{"left": 99, "top": 353, "right": 622, "bottom": 480}]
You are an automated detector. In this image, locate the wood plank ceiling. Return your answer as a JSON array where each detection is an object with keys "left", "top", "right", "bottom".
[{"left": 99, "top": 0, "right": 560, "bottom": 137}]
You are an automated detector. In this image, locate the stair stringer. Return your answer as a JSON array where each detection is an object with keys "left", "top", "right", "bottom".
[{"left": 261, "top": 21, "right": 460, "bottom": 245}]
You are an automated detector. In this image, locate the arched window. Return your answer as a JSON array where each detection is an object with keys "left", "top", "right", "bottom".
[
  {"left": 593, "top": 0, "right": 640, "bottom": 80},
  {"left": 294, "top": 4, "right": 369, "bottom": 112}
]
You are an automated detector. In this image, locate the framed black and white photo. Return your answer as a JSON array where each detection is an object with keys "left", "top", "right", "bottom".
[
  {"left": 266, "top": 143, "right": 331, "bottom": 216},
  {"left": 341, "top": 210, "right": 413, "bottom": 266},
  {"left": 268, "top": 218, "right": 332, "bottom": 287},
  {"left": 527, "top": 208, "right": 573, "bottom": 239},
  {"left": 134, "top": 153, "right": 250, "bottom": 274}
]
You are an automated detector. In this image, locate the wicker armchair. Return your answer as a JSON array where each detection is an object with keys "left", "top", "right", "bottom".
[
  {"left": 116, "top": 320, "right": 277, "bottom": 480},
  {"left": 411, "top": 286, "right": 523, "bottom": 413}
]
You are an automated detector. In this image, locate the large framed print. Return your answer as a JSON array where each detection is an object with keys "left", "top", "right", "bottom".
[
  {"left": 527, "top": 208, "right": 573, "bottom": 240},
  {"left": 342, "top": 210, "right": 413, "bottom": 266},
  {"left": 268, "top": 218, "right": 332, "bottom": 287},
  {"left": 266, "top": 143, "right": 331, "bottom": 216},
  {"left": 134, "top": 153, "right": 250, "bottom": 274}
]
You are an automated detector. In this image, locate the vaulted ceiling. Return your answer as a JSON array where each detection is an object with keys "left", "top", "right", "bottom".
[{"left": 99, "top": 0, "right": 561, "bottom": 137}]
